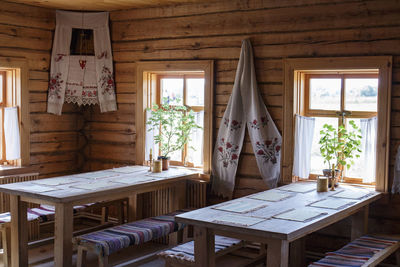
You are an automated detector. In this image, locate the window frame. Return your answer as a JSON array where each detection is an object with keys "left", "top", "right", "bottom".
[
  {"left": 283, "top": 56, "right": 392, "bottom": 192},
  {"left": 136, "top": 61, "right": 214, "bottom": 173},
  {"left": 303, "top": 72, "right": 378, "bottom": 183},
  {"left": 155, "top": 73, "right": 205, "bottom": 167}
]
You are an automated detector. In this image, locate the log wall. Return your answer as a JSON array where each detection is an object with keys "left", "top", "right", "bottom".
[{"left": 0, "top": 1, "right": 84, "bottom": 178}]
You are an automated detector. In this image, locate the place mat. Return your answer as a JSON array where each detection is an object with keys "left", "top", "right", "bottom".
[
  {"left": 273, "top": 208, "right": 327, "bottom": 222},
  {"left": 212, "top": 214, "right": 266, "bottom": 227},
  {"left": 212, "top": 201, "right": 267, "bottom": 213},
  {"left": 309, "top": 198, "right": 356, "bottom": 210},
  {"left": 74, "top": 171, "right": 119, "bottom": 180},
  {"left": 112, "top": 177, "right": 156, "bottom": 185},
  {"left": 278, "top": 183, "right": 315, "bottom": 193},
  {"left": 11, "top": 184, "right": 58, "bottom": 193},
  {"left": 331, "top": 190, "right": 373, "bottom": 200},
  {"left": 248, "top": 190, "right": 295, "bottom": 202},
  {"left": 70, "top": 181, "right": 117, "bottom": 191},
  {"left": 145, "top": 169, "right": 194, "bottom": 178},
  {"left": 33, "top": 177, "right": 78, "bottom": 186},
  {"left": 111, "top": 166, "right": 149, "bottom": 174}
]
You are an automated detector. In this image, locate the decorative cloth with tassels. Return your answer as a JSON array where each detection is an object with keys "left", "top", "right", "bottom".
[
  {"left": 212, "top": 39, "right": 282, "bottom": 198},
  {"left": 47, "top": 10, "right": 117, "bottom": 115}
]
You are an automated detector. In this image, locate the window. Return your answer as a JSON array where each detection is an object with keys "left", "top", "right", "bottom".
[
  {"left": 304, "top": 73, "right": 378, "bottom": 183},
  {"left": 0, "top": 57, "right": 30, "bottom": 167},
  {"left": 136, "top": 61, "right": 213, "bottom": 173},
  {"left": 283, "top": 57, "right": 392, "bottom": 192}
]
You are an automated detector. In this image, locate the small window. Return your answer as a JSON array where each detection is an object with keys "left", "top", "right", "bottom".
[{"left": 70, "top": 28, "right": 95, "bottom": 56}]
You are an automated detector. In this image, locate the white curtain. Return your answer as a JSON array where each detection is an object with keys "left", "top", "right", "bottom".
[
  {"left": 392, "top": 145, "right": 400, "bottom": 194},
  {"left": 145, "top": 109, "right": 159, "bottom": 161},
  {"left": 292, "top": 115, "right": 315, "bottom": 179},
  {"left": 4, "top": 107, "right": 21, "bottom": 160},
  {"left": 360, "top": 116, "right": 377, "bottom": 183}
]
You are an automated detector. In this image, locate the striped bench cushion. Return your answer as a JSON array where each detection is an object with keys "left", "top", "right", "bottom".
[
  {"left": 158, "top": 235, "right": 243, "bottom": 263},
  {"left": 309, "top": 235, "right": 400, "bottom": 267},
  {"left": 0, "top": 203, "right": 94, "bottom": 224},
  {"left": 75, "top": 211, "right": 186, "bottom": 256}
]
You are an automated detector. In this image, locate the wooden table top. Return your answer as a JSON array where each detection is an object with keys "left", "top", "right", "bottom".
[
  {"left": 176, "top": 181, "right": 381, "bottom": 242},
  {"left": 0, "top": 166, "right": 201, "bottom": 204}
]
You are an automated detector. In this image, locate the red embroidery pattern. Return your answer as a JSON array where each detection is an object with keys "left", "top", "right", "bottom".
[
  {"left": 79, "top": 59, "right": 87, "bottom": 69},
  {"left": 55, "top": 54, "right": 66, "bottom": 62},
  {"left": 97, "top": 51, "right": 108, "bottom": 59},
  {"left": 223, "top": 118, "right": 242, "bottom": 131},
  {"left": 100, "top": 66, "right": 115, "bottom": 95},
  {"left": 249, "top": 116, "right": 269, "bottom": 130},
  {"left": 48, "top": 73, "right": 63, "bottom": 99},
  {"left": 217, "top": 138, "right": 240, "bottom": 168},
  {"left": 255, "top": 138, "right": 280, "bottom": 164}
]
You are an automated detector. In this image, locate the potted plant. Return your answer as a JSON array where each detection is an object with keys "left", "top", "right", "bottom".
[
  {"left": 146, "top": 97, "right": 202, "bottom": 170},
  {"left": 319, "top": 120, "right": 362, "bottom": 182}
]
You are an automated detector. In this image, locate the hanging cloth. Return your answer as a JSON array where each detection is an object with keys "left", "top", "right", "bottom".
[
  {"left": 392, "top": 146, "right": 400, "bottom": 194},
  {"left": 360, "top": 116, "right": 377, "bottom": 183},
  {"left": 47, "top": 10, "right": 117, "bottom": 115},
  {"left": 292, "top": 115, "right": 315, "bottom": 179},
  {"left": 4, "top": 107, "right": 21, "bottom": 160},
  {"left": 211, "top": 39, "right": 282, "bottom": 198}
]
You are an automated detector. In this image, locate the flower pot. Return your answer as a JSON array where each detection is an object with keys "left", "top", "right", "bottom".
[
  {"left": 158, "top": 156, "right": 170, "bottom": 171},
  {"left": 322, "top": 169, "right": 341, "bottom": 187}
]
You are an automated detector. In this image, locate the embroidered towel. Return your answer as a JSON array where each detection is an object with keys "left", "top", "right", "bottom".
[
  {"left": 212, "top": 39, "right": 282, "bottom": 198},
  {"left": 4, "top": 107, "right": 21, "bottom": 160},
  {"left": 392, "top": 146, "right": 400, "bottom": 194},
  {"left": 47, "top": 11, "right": 117, "bottom": 115}
]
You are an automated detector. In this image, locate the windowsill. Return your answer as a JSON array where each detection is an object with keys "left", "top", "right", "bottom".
[
  {"left": 298, "top": 177, "right": 376, "bottom": 189},
  {"left": 0, "top": 165, "right": 37, "bottom": 177}
]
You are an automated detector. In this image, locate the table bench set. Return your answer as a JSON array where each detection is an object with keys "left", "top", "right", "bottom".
[{"left": 0, "top": 167, "right": 399, "bottom": 267}]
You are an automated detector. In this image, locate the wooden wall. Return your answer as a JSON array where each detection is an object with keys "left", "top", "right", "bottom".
[
  {"left": 96, "top": 0, "right": 400, "bottom": 198},
  {"left": 0, "top": 1, "right": 84, "bottom": 178}
]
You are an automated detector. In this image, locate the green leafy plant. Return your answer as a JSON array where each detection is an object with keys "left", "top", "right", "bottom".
[
  {"left": 319, "top": 120, "right": 362, "bottom": 171},
  {"left": 146, "top": 97, "right": 202, "bottom": 158}
]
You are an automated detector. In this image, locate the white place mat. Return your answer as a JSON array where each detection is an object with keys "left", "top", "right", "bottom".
[
  {"left": 111, "top": 166, "right": 149, "bottom": 174},
  {"left": 248, "top": 191, "right": 295, "bottom": 202},
  {"left": 212, "top": 201, "right": 267, "bottom": 213},
  {"left": 309, "top": 198, "right": 356, "bottom": 210},
  {"left": 331, "top": 190, "right": 373, "bottom": 200},
  {"left": 212, "top": 214, "right": 266, "bottom": 227},
  {"left": 273, "top": 208, "right": 327, "bottom": 222},
  {"left": 75, "top": 171, "right": 119, "bottom": 180},
  {"left": 70, "top": 181, "right": 117, "bottom": 191},
  {"left": 112, "top": 177, "right": 155, "bottom": 185},
  {"left": 12, "top": 184, "right": 57, "bottom": 193},
  {"left": 33, "top": 177, "right": 78, "bottom": 186},
  {"left": 145, "top": 169, "right": 194, "bottom": 178},
  {"left": 278, "top": 183, "right": 315, "bottom": 193}
]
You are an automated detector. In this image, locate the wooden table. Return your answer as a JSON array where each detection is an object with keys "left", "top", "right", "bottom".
[
  {"left": 0, "top": 165, "right": 202, "bottom": 267},
  {"left": 175, "top": 181, "right": 382, "bottom": 267}
]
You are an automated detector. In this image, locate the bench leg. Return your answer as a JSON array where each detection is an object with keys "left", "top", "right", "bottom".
[
  {"left": 99, "top": 254, "right": 109, "bottom": 267},
  {"left": 169, "top": 232, "right": 179, "bottom": 246},
  {"left": 101, "top": 207, "right": 109, "bottom": 224},
  {"left": 1, "top": 226, "right": 11, "bottom": 267},
  {"left": 77, "top": 246, "right": 87, "bottom": 267}
]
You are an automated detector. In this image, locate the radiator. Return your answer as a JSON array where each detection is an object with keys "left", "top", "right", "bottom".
[
  {"left": 0, "top": 172, "right": 40, "bottom": 241},
  {"left": 186, "top": 179, "right": 208, "bottom": 209}
]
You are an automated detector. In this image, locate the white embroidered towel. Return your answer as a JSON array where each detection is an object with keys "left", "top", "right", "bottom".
[
  {"left": 392, "top": 146, "right": 400, "bottom": 194},
  {"left": 4, "top": 107, "right": 21, "bottom": 160},
  {"left": 212, "top": 39, "right": 282, "bottom": 198}
]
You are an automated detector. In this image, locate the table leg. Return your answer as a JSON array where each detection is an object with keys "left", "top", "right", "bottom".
[
  {"left": 173, "top": 180, "right": 187, "bottom": 210},
  {"left": 290, "top": 238, "right": 306, "bottom": 267},
  {"left": 10, "top": 195, "right": 28, "bottom": 267},
  {"left": 267, "top": 239, "right": 289, "bottom": 267},
  {"left": 128, "top": 193, "right": 137, "bottom": 221},
  {"left": 194, "top": 226, "right": 215, "bottom": 267},
  {"left": 351, "top": 205, "right": 369, "bottom": 240},
  {"left": 54, "top": 203, "right": 73, "bottom": 267}
]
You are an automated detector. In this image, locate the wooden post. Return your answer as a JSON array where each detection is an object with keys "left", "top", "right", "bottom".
[
  {"left": 174, "top": 180, "right": 187, "bottom": 210},
  {"left": 289, "top": 238, "right": 305, "bottom": 267},
  {"left": 351, "top": 206, "right": 369, "bottom": 240},
  {"left": 128, "top": 193, "right": 137, "bottom": 222},
  {"left": 194, "top": 226, "right": 215, "bottom": 267},
  {"left": 54, "top": 203, "right": 73, "bottom": 267},
  {"left": 267, "top": 239, "right": 289, "bottom": 267},
  {"left": 10, "top": 195, "right": 28, "bottom": 267}
]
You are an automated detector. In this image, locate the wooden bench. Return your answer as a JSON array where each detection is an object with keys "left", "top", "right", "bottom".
[
  {"left": 74, "top": 210, "right": 187, "bottom": 267},
  {"left": 308, "top": 235, "right": 400, "bottom": 267}
]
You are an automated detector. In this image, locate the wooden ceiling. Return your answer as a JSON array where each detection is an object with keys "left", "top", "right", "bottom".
[{"left": 7, "top": 0, "right": 214, "bottom": 11}]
